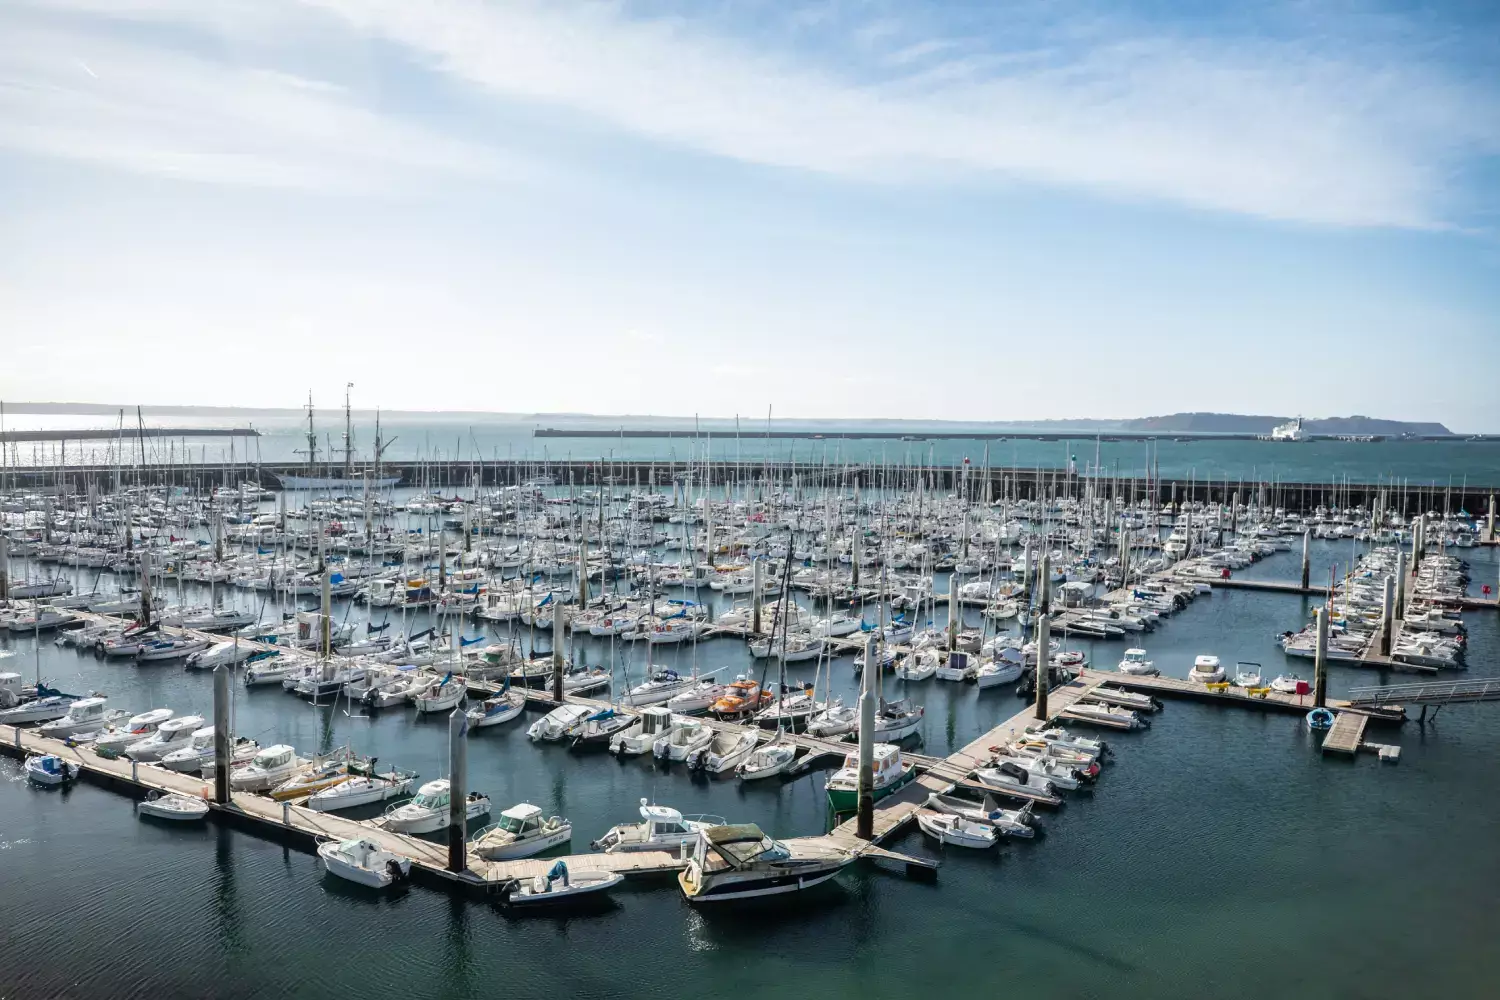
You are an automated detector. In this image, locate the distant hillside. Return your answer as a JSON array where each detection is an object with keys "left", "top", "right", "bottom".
[{"left": 1122, "top": 413, "right": 1452, "bottom": 436}]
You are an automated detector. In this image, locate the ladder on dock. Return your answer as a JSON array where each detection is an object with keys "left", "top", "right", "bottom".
[{"left": 1345, "top": 677, "right": 1500, "bottom": 708}]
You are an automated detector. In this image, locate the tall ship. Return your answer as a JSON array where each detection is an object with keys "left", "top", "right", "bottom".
[
  {"left": 1270, "top": 416, "right": 1306, "bottom": 442},
  {"left": 275, "top": 388, "right": 402, "bottom": 491}
]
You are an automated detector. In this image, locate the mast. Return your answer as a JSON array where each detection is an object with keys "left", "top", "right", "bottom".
[
  {"left": 343, "top": 382, "right": 354, "bottom": 482},
  {"left": 301, "top": 390, "right": 318, "bottom": 471}
]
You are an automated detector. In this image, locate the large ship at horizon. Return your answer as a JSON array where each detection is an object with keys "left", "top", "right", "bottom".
[
  {"left": 274, "top": 388, "right": 401, "bottom": 491},
  {"left": 1270, "top": 416, "right": 1306, "bottom": 442}
]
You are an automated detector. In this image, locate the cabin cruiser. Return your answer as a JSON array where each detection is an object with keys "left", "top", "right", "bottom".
[
  {"left": 318, "top": 837, "right": 411, "bottom": 888},
  {"left": 0, "top": 691, "right": 82, "bottom": 725},
  {"left": 609, "top": 706, "right": 674, "bottom": 755},
  {"left": 1117, "top": 648, "right": 1158, "bottom": 676},
  {"left": 361, "top": 665, "right": 424, "bottom": 708},
  {"left": 679, "top": 824, "right": 854, "bottom": 902},
  {"left": 590, "top": 799, "right": 722, "bottom": 853},
  {"left": 37, "top": 697, "right": 127, "bottom": 741},
  {"left": 688, "top": 729, "right": 758, "bottom": 774},
  {"left": 825, "top": 744, "right": 915, "bottom": 811},
  {"left": 91, "top": 708, "right": 174, "bottom": 758},
  {"left": 653, "top": 716, "right": 714, "bottom": 761},
  {"left": 527, "top": 704, "right": 592, "bottom": 742},
  {"left": 472, "top": 804, "right": 572, "bottom": 860},
  {"left": 159, "top": 726, "right": 242, "bottom": 772},
  {"left": 124, "top": 715, "right": 206, "bottom": 761},
  {"left": 382, "top": 779, "right": 490, "bottom": 834},
  {"left": 1188, "top": 654, "right": 1225, "bottom": 683},
  {"left": 229, "top": 744, "right": 302, "bottom": 792}
]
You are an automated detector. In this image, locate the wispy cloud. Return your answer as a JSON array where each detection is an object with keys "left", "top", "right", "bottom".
[{"left": 3, "top": 0, "right": 1497, "bottom": 227}]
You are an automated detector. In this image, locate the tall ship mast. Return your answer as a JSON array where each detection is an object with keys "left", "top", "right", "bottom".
[{"left": 274, "top": 387, "right": 402, "bottom": 491}]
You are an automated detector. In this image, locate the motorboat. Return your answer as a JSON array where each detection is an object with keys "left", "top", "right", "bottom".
[
  {"left": 91, "top": 708, "right": 174, "bottom": 758},
  {"left": 411, "top": 674, "right": 467, "bottom": 714},
  {"left": 972, "top": 761, "right": 1056, "bottom": 800},
  {"left": 609, "top": 706, "right": 674, "bottom": 755},
  {"left": 736, "top": 737, "right": 797, "bottom": 780},
  {"left": 25, "top": 754, "right": 81, "bottom": 786},
  {"left": 125, "top": 715, "right": 206, "bottom": 761},
  {"left": 924, "top": 792, "right": 1035, "bottom": 838},
  {"left": 935, "top": 651, "right": 975, "bottom": 683},
  {"left": 497, "top": 864, "right": 623, "bottom": 906},
  {"left": 137, "top": 790, "right": 210, "bottom": 822},
  {"left": 711, "top": 677, "right": 771, "bottom": 719},
  {"left": 37, "top": 697, "right": 127, "bottom": 741},
  {"left": 361, "top": 666, "right": 425, "bottom": 708},
  {"left": 1063, "top": 701, "right": 1148, "bottom": 730},
  {"left": 158, "top": 727, "right": 240, "bottom": 772},
  {"left": 466, "top": 690, "right": 527, "bottom": 730},
  {"left": 1271, "top": 672, "right": 1307, "bottom": 694},
  {"left": 1117, "top": 648, "right": 1158, "bottom": 676},
  {"left": 471, "top": 803, "right": 572, "bottom": 860},
  {"left": 318, "top": 837, "right": 411, "bottom": 888},
  {"left": 825, "top": 744, "right": 915, "bottom": 812},
  {"left": 989, "top": 751, "right": 1090, "bottom": 791},
  {"left": 1232, "top": 662, "right": 1264, "bottom": 688},
  {"left": 678, "top": 824, "right": 854, "bottom": 902},
  {"left": 527, "top": 704, "right": 592, "bottom": 742},
  {"left": 590, "top": 799, "right": 722, "bottom": 853},
  {"left": 688, "top": 729, "right": 759, "bottom": 774},
  {"left": 137, "top": 636, "right": 213, "bottom": 662},
  {"left": 1188, "top": 654, "right": 1225, "bottom": 683},
  {"left": 653, "top": 716, "right": 714, "bottom": 761},
  {"left": 305, "top": 767, "right": 416, "bottom": 812},
  {"left": 567, "top": 708, "right": 636, "bottom": 751},
  {"left": 1021, "top": 726, "right": 1110, "bottom": 760},
  {"left": 382, "top": 779, "right": 489, "bottom": 834},
  {"left": 0, "top": 693, "right": 81, "bottom": 726},
  {"left": 269, "top": 758, "right": 356, "bottom": 802},
  {"left": 229, "top": 744, "right": 302, "bottom": 792},
  {"left": 917, "top": 811, "right": 998, "bottom": 849}
]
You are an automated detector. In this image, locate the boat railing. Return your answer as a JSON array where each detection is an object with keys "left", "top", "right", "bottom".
[{"left": 683, "top": 813, "right": 728, "bottom": 827}]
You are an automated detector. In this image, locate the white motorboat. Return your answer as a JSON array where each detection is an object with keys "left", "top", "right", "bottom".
[
  {"left": 609, "top": 706, "right": 674, "bottom": 755},
  {"left": 362, "top": 666, "right": 425, "bottom": 708},
  {"left": 382, "top": 779, "right": 490, "bottom": 834},
  {"left": 125, "top": 715, "right": 206, "bottom": 762},
  {"left": 318, "top": 837, "right": 411, "bottom": 888},
  {"left": 591, "top": 799, "right": 722, "bottom": 853},
  {"left": 497, "top": 865, "right": 623, "bottom": 906},
  {"left": 990, "top": 751, "right": 1090, "bottom": 791},
  {"left": 37, "top": 697, "right": 127, "bottom": 740},
  {"left": 137, "top": 790, "right": 210, "bottom": 822},
  {"left": 92, "top": 708, "right": 174, "bottom": 758},
  {"left": 1117, "top": 648, "right": 1158, "bottom": 676},
  {"left": 1188, "top": 654, "right": 1225, "bottom": 683},
  {"left": 411, "top": 674, "right": 467, "bottom": 714},
  {"left": 229, "top": 744, "right": 302, "bottom": 792},
  {"left": 972, "top": 761, "right": 1056, "bottom": 799},
  {"left": 679, "top": 824, "right": 854, "bottom": 902},
  {"left": 736, "top": 738, "right": 797, "bottom": 780},
  {"left": 1232, "top": 661, "right": 1264, "bottom": 687},
  {"left": 1064, "top": 701, "right": 1147, "bottom": 730},
  {"left": 25, "top": 753, "right": 81, "bottom": 786},
  {"left": 472, "top": 803, "right": 572, "bottom": 860},
  {"left": 653, "top": 716, "right": 714, "bottom": 761},
  {"left": 917, "top": 810, "right": 999, "bottom": 849},
  {"left": 1270, "top": 672, "right": 1307, "bottom": 694},
  {"left": 0, "top": 694, "right": 80, "bottom": 726},
  {"left": 158, "top": 726, "right": 227, "bottom": 772},
  {"left": 527, "top": 704, "right": 592, "bottom": 742},
  {"left": 466, "top": 690, "right": 527, "bottom": 729},
  {"left": 688, "top": 729, "right": 758, "bottom": 774},
  {"left": 925, "top": 792, "right": 1035, "bottom": 838},
  {"left": 306, "top": 768, "right": 416, "bottom": 812}
]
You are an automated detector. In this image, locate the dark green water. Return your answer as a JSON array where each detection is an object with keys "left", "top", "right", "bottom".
[{"left": 3, "top": 544, "right": 1498, "bottom": 999}]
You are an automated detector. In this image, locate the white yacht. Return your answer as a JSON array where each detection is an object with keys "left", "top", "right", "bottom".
[
  {"left": 382, "top": 779, "right": 489, "bottom": 834},
  {"left": 92, "top": 708, "right": 174, "bottom": 758},
  {"left": 125, "top": 715, "right": 206, "bottom": 761},
  {"left": 37, "top": 697, "right": 127, "bottom": 741},
  {"left": 590, "top": 799, "right": 721, "bottom": 853},
  {"left": 1188, "top": 654, "right": 1225, "bottom": 683},
  {"left": 318, "top": 837, "right": 411, "bottom": 888},
  {"left": 1117, "top": 648, "right": 1158, "bottom": 676},
  {"left": 678, "top": 824, "right": 854, "bottom": 902},
  {"left": 471, "top": 804, "right": 572, "bottom": 860},
  {"left": 229, "top": 744, "right": 302, "bottom": 791}
]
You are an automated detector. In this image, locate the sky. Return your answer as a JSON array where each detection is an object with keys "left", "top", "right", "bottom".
[{"left": 1, "top": 0, "right": 1498, "bottom": 429}]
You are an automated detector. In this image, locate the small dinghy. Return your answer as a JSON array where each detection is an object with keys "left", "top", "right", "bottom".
[
  {"left": 917, "top": 810, "right": 998, "bottom": 849},
  {"left": 137, "top": 790, "right": 210, "bottom": 822},
  {"left": 318, "top": 837, "right": 411, "bottom": 888},
  {"left": 498, "top": 861, "right": 622, "bottom": 907},
  {"left": 1306, "top": 707, "right": 1336, "bottom": 731},
  {"left": 25, "top": 754, "right": 80, "bottom": 786},
  {"left": 925, "top": 792, "right": 1036, "bottom": 838}
]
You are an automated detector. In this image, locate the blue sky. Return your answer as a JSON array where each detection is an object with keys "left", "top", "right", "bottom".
[{"left": 2, "top": 0, "right": 1497, "bottom": 428}]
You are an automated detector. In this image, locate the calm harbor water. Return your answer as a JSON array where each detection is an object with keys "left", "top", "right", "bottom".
[
  {"left": 2, "top": 543, "right": 1498, "bottom": 999},
  {"left": 8, "top": 411, "right": 1500, "bottom": 485}
]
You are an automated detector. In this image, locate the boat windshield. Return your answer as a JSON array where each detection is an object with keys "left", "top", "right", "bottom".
[
  {"left": 497, "top": 814, "right": 532, "bottom": 835},
  {"left": 412, "top": 792, "right": 448, "bottom": 809}
]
